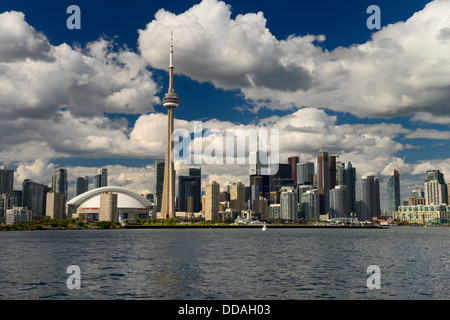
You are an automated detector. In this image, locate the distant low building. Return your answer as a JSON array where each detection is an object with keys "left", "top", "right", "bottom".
[
  {"left": 269, "top": 203, "right": 281, "bottom": 220},
  {"left": 396, "top": 205, "right": 450, "bottom": 224},
  {"left": 6, "top": 207, "right": 31, "bottom": 224}
]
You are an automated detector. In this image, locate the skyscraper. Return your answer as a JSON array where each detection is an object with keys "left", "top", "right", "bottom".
[
  {"left": 22, "top": 179, "right": 48, "bottom": 217},
  {"left": 230, "top": 181, "right": 245, "bottom": 213},
  {"left": 154, "top": 159, "right": 165, "bottom": 213},
  {"left": 161, "top": 32, "right": 179, "bottom": 219},
  {"left": 280, "top": 188, "right": 298, "bottom": 221},
  {"left": 205, "top": 181, "right": 220, "bottom": 221},
  {"left": 318, "top": 151, "right": 330, "bottom": 214},
  {"left": 337, "top": 161, "right": 356, "bottom": 212},
  {"left": 424, "top": 169, "right": 448, "bottom": 205},
  {"left": 250, "top": 175, "right": 263, "bottom": 206},
  {"left": 252, "top": 196, "right": 269, "bottom": 220},
  {"left": 94, "top": 168, "right": 108, "bottom": 188},
  {"left": 328, "top": 154, "right": 337, "bottom": 190},
  {"left": 0, "top": 166, "right": 14, "bottom": 195},
  {"left": 355, "top": 175, "right": 381, "bottom": 221},
  {"left": 76, "top": 176, "right": 89, "bottom": 196},
  {"left": 52, "top": 168, "right": 68, "bottom": 200},
  {"left": 301, "top": 189, "right": 320, "bottom": 220},
  {"left": 288, "top": 156, "right": 299, "bottom": 183},
  {"left": 329, "top": 185, "right": 348, "bottom": 218},
  {"left": 46, "top": 191, "right": 65, "bottom": 220},
  {"left": 297, "top": 162, "right": 314, "bottom": 186},
  {"left": 448, "top": 182, "right": 450, "bottom": 205},
  {"left": 178, "top": 167, "right": 201, "bottom": 213},
  {"left": 387, "top": 169, "right": 401, "bottom": 215}
]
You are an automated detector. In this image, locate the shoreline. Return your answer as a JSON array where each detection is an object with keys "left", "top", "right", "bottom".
[
  {"left": 122, "top": 224, "right": 390, "bottom": 229},
  {"left": 0, "top": 223, "right": 390, "bottom": 231},
  {"left": 3, "top": 223, "right": 449, "bottom": 231}
]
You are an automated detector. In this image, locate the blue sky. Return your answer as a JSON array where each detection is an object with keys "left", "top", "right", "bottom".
[{"left": 0, "top": 0, "right": 449, "bottom": 210}]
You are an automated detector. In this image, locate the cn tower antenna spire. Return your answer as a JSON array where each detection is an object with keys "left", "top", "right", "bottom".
[{"left": 169, "top": 30, "right": 174, "bottom": 93}]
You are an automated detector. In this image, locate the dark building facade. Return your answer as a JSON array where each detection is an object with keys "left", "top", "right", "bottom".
[
  {"left": 356, "top": 175, "right": 381, "bottom": 221},
  {"left": 387, "top": 169, "right": 400, "bottom": 215},
  {"left": 154, "top": 159, "right": 165, "bottom": 213},
  {"left": 177, "top": 167, "right": 201, "bottom": 213}
]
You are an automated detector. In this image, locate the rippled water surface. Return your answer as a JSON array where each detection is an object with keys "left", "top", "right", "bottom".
[{"left": 0, "top": 227, "right": 448, "bottom": 299}]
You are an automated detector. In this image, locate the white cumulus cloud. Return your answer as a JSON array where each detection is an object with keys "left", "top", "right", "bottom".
[{"left": 138, "top": 0, "right": 450, "bottom": 120}]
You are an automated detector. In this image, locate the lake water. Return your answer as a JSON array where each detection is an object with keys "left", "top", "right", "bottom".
[{"left": 0, "top": 226, "right": 448, "bottom": 300}]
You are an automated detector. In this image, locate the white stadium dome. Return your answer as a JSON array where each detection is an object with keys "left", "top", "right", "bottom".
[{"left": 67, "top": 186, "right": 153, "bottom": 210}]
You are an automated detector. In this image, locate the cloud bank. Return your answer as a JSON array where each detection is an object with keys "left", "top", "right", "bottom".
[
  {"left": 0, "top": 11, "right": 160, "bottom": 120},
  {"left": 138, "top": 0, "right": 450, "bottom": 119},
  {"left": 0, "top": 2, "right": 449, "bottom": 202}
]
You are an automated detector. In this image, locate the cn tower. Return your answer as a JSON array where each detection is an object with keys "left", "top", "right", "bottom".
[{"left": 160, "top": 32, "right": 179, "bottom": 219}]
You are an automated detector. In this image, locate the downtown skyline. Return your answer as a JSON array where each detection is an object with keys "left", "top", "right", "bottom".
[{"left": 0, "top": 0, "right": 449, "bottom": 213}]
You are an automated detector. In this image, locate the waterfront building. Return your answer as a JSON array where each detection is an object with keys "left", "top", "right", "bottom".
[
  {"left": 329, "top": 185, "right": 348, "bottom": 218},
  {"left": 280, "top": 188, "right": 298, "bottom": 221},
  {"left": 0, "top": 166, "right": 14, "bottom": 195},
  {"left": 66, "top": 186, "right": 151, "bottom": 221},
  {"left": 46, "top": 191, "right": 65, "bottom": 220},
  {"left": 0, "top": 193, "right": 16, "bottom": 224},
  {"left": 297, "top": 162, "right": 314, "bottom": 186},
  {"left": 396, "top": 205, "right": 450, "bottom": 224},
  {"left": 301, "top": 189, "right": 319, "bottom": 220},
  {"left": 5, "top": 207, "right": 31, "bottom": 224},
  {"left": 387, "top": 169, "right": 401, "bottom": 215},
  {"left": 355, "top": 176, "right": 381, "bottom": 221},
  {"left": 0, "top": 168, "right": 15, "bottom": 222},
  {"left": 269, "top": 203, "right": 281, "bottom": 220},
  {"left": 76, "top": 176, "right": 89, "bottom": 196},
  {"left": 154, "top": 159, "right": 165, "bottom": 213},
  {"left": 177, "top": 167, "right": 201, "bottom": 213},
  {"left": 205, "top": 181, "right": 220, "bottom": 221},
  {"left": 52, "top": 168, "right": 68, "bottom": 201}
]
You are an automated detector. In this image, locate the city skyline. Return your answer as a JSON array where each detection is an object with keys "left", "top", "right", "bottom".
[
  {"left": 2, "top": 158, "right": 448, "bottom": 216},
  {"left": 0, "top": 0, "right": 449, "bottom": 214}
]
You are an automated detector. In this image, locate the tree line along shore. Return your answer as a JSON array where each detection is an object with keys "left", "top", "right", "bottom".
[{"left": 2, "top": 217, "right": 441, "bottom": 231}]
